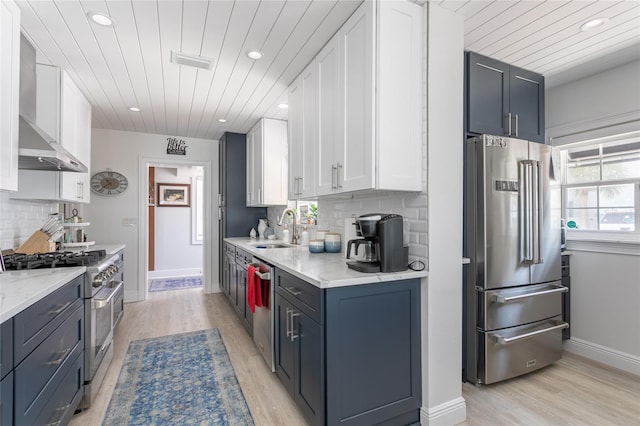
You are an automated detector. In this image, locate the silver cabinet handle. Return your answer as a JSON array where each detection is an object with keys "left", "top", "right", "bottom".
[
  {"left": 494, "top": 321, "right": 569, "bottom": 345},
  {"left": 257, "top": 188, "right": 261, "bottom": 204},
  {"left": 507, "top": 112, "right": 512, "bottom": 136},
  {"left": 49, "top": 301, "right": 72, "bottom": 316},
  {"left": 494, "top": 285, "right": 568, "bottom": 303},
  {"left": 337, "top": 163, "right": 343, "bottom": 189},
  {"left": 290, "top": 312, "right": 300, "bottom": 341},
  {"left": 515, "top": 114, "right": 519, "bottom": 136},
  {"left": 46, "top": 348, "right": 71, "bottom": 365},
  {"left": 331, "top": 164, "right": 337, "bottom": 190},
  {"left": 285, "top": 307, "right": 292, "bottom": 337},
  {"left": 284, "top": 286, "right": 302, "bottom": 296}
]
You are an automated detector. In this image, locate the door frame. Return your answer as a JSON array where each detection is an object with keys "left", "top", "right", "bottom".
[{"left": 137, "top": 155, "right": 218, "bottom": 301}]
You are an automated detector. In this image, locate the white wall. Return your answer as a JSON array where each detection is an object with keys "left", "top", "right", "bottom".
[
  {"left": 89, "top": 128, "right": 217, "bottom": 302},
  {"left": 152, "top": 167, "right": 203, "bottom": 276},
  {"left": 547, "top": 60, "right": 640, "bottom": 374},
  {"left": 0, "top": 193, "right": 58, "bottom": 250}
]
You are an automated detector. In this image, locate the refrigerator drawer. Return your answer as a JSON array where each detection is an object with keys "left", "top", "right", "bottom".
[
  {"left": 480, "top": 281, "right": 566, "bottom": 330},
  {"left": 478, "top": 316, "right": 567, "bottom": 385}
]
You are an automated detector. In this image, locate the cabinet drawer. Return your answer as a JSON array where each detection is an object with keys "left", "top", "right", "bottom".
[
  {"left": 1, "top": 318, "right": 13, "bottom": 379},
  {"left": 14, "top": 275, "right": 83, "bottom": 363},
  {"left": 33, "top": 352, "right": 84, "bottom": 426},
  {"left": 15, "top": 305, "right": 83, "bottom": 424},
  {"left": 1, "top": 371, "right": 13, "bottom": 426},
  {"left": 225, "top": 243, "right": 236, "bottom": 257},
  {"left": 276, "top": 269, "right": 323, "bottom": 324},
  {"left": 236, "top": 248, "right": 252, "bottom": 265}
]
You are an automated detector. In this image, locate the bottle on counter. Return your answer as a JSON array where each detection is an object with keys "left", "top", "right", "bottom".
[
  {"left": 282, "top": 224, "right": 291, "bottom": 244},
  {"left": 300, "top": 226, "right": 309, "bottom": 247}
]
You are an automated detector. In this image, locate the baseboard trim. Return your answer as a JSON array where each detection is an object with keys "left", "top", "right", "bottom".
[
  {"left": 420, "top": 397, "right": 466, "bottom": 425},
  {"left": 563, "top": 338, "right": 640, "bottom": 376},
  {"left": 148, "top": 268, "right": 202, "bottom": 279}
]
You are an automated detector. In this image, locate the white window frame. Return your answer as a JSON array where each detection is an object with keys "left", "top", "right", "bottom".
[{"left": 559, "top": 132, "right": 640, "bottom": 247}]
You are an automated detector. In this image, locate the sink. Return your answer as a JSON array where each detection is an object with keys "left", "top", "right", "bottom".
[{"left": 251, "top": 243, "right": 292, "bottom": 249}]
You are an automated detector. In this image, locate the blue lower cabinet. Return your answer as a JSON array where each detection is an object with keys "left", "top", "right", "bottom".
[
  {"left": 1, "top": 371, "right": 13, "bottom": 426},
  {"left": 33, "top": 352, "right": 84, "bottom": 426},
  {"left": 275, "top": 268, "right": 421, "bottom": 426},
  {"left": 14, "top": 305, "right": 84, "bottom": 425},
  {"left": 1, "top": 319, "right": 13, "bottom": 380}
]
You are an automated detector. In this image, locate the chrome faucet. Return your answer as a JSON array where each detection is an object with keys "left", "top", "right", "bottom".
[{"left": 278, "top": 208, "right": 299, "bottom": 244}]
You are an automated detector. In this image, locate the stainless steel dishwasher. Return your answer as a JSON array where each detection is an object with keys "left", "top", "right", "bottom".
[{"left": 252, "top": 257, "right": 275, "bottom": 372}]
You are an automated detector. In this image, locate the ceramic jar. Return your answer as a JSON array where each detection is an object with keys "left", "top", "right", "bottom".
[{"left": 324, "top": 233, "right": 341, "bottom": 253}]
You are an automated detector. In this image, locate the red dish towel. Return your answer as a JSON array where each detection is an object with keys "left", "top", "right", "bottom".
[
  {"left": 247, "top": 265, "right": 256, "bottom": 313},
  {"left": 255, "top": 275, "right": 263, "bottom": 308}
]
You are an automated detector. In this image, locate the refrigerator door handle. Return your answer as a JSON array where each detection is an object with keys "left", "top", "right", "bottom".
[
  {"left": 494, "top": 321, "right": 569, "bottom": 345},
  {"left": 531, "top": 161, "right": 540, "bottom": 264},
  {"left": 536, "top": 160, "right": 544, "bottom": 264},
  {"left": 519, "top": 161, "right": 534, "bottom": 263},
  {"left": 494, "top": 285, "right": 568, "bottom": 303}
]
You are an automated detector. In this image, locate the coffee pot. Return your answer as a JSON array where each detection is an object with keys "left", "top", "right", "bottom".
[{"left": 346, "top": 213, "right": 408, "bottom": 273}]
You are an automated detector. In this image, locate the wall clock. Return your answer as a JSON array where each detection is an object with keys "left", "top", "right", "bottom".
[{"left": 91, "top": 170, "right": 129, "bottom": 196}]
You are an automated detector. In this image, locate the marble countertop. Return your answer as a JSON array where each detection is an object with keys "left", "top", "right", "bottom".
[
  {"left": 225, "top": 238, "right": 428, "bottom": 289},
  {"left": 0, "top": 267, "right": 85, "bottom": 323},
  {"left": 66, "top": 243, "right": 126, "bottom": 255}
]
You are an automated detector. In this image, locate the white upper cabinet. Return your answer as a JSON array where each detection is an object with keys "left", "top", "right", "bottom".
[
  {"left": 288, "top": 62, "right": 317, "bottom": 200},
  {"left": 12, "top": 66, "right": 92, "bottom": 202},
  {"left": 0, "top": 0, "right": 20, "bottom": 192},
  {"left": 247, "top": 117, "right": 288, "bottom": 206},
  {"left": 288, "top": 0, "right": 423, "bottom": 198}
]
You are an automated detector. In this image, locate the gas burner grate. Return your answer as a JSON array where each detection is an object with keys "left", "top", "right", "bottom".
[{"left": 3, "top": 250, "right": 107, "bottom": 270}]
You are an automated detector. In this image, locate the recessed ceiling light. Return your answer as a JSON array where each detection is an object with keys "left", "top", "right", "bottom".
[
  {"left": 87, "top": 12, "right": 113, "bottom": 27},
  {"left": 580, "top": 17, "right": 608, "bottom": 32},
  {"left": 217, "top": 118, "right": 227, "bottom": 123},
  {"left": 278, "top": 103, "right": 288, "bottom": 109},
  {"left": 128, "top": 107, "right": 141, "bottom": 112},
  {"left": 247, "top": 50, "right": 264, "bottom": 60}
]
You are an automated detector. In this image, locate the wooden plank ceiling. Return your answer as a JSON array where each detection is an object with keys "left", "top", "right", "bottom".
[{"left": 15, "top": 0, "right": 640, "bottom": 140}]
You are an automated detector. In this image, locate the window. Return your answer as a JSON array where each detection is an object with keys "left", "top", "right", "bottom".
[{"left": 560, "top": 135, "right": 640, "bottom": 234}]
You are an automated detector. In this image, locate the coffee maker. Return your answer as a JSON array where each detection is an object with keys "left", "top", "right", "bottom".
[{"left": 346, "top": 213, "right": 408, "bottom": 273}]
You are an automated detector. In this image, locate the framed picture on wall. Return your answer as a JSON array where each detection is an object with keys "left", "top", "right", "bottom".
[{"left": 157, "top": 183, "right": 190, "bottom": 207}]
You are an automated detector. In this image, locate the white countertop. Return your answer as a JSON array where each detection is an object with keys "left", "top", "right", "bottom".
[
  {"left": 0, "top": 267, "right": 85, "bottom": 323},
  {"left": 225, "top": 238, "right": 428, "bottom": 289}
]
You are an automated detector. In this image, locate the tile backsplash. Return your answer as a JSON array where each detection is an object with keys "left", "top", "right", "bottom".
[
  {"left": 0, "top": 192, "right": 59, "bottom": 250},
  {"left": 267, "top": 191, "right": 428, "bottom": 264}
]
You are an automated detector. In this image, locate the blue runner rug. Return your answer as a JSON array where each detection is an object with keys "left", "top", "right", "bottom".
[
  {"left": 102, "top": 329, "right": 254, "bottom": 425},
  {"left": 149, "top": 276, "right": 203, "bottom": 292}
]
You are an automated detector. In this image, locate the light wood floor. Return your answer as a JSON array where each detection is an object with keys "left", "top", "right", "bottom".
[{"left": 70, "top": 288, "right": 640, "bottom": 426}]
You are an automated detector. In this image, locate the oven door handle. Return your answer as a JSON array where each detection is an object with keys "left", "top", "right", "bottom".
[{"left": 92, "top": 281, "right": 124, "bottom": 309}]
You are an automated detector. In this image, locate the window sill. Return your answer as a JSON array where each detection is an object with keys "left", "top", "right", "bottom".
[{"left": 566, "top": 230, "right": 640, "bottom": 255}]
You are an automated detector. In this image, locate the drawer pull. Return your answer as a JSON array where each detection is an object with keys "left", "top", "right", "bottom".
[
  {"left": 284, "top": 287, "right": 302, "bottom": 296},
  {"left": 46, "top": 348, "right": 71, "bottom": 365},
  {"left": 286, "top": 308, "right": 292, "bottom": 337},
  {"left": 290, "top": 312, "right": 300, "bottom": 342},
  {"left": 49, "top": 301, "right": 72, "bottom": 316},
  {"left": 494, "top": 321, "right": 569, "bottom": 345},
  {"left": 494, "top": 285, "right": 567, "bottom": 303}
]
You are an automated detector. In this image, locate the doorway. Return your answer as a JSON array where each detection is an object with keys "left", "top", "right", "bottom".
[{"left": 137, "top": 156, "right": 217, "bottom": 302}]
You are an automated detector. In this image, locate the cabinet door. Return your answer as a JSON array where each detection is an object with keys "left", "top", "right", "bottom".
[
  {"left": 294, "top": 311, "right": 324, "bottom": 426},
  {"left": 246, "top": 127, "right": 255, "bottom": 206},
  {"left": 299, "top": 63, "right": 317, "bottom": 198},
  {"left": 466, "top": 51, "right": 509, "bottom": 137},
  {"left": 316, "top": 34, "right": 340, "bottom": 196},
  {"left": 1, "top": 371, "right": 13, "bottom": 426},
  {"left": 287, "top": 79, "right": 302, "bottom": 200},
  {"left": 0, "top": 0, "right": 20, "bottom": 192},
  {"left": 509, "top": 65, "right": 545, "bottom": 143},
  {"left": 275, "top": 294, "right": 295, "bottom": 395},
  {"left": 261, "top": 118, "right": 288, "bottom": 205},
  {"left": 338, "top": 1, "right": 374, "bottom": 193},
  {"left": 236, "top": 265, "right": 246, "bottom": 316},
  {"left": 252, "top": 121, "right": 264, "bottom": 205}
]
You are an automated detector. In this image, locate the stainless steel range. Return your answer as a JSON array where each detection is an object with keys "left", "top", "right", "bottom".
[{"left": 3, "top": 250, "right": 124, "bottom": 408}]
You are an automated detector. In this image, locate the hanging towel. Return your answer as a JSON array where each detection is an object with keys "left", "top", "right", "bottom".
[
  {"left": 247, "top": 264, "right": 256, "bottom": 313},
  {"left": 255, "top": 274, "right": 263, "bottom": 308},
  {"left": 261, "top": 279, "right": 270, "bottom": 308}
]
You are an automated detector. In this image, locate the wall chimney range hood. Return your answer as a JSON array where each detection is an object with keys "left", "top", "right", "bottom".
[{"left": 18, "top": 35, "right": 87, "bottom": 173}]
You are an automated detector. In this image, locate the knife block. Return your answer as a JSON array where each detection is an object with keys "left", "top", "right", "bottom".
[{"left": 16, "top": 231, "right": 56, "bottom": 254}]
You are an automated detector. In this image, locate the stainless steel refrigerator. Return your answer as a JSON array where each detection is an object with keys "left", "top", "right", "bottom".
[{"left": 463, "top": 134, "right": 567, "bottom": 385}]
